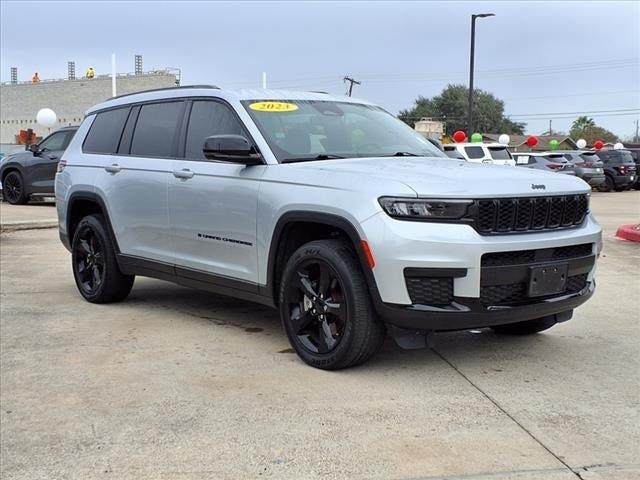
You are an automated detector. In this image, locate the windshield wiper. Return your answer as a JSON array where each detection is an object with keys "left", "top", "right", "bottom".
[
  {"left": 282, "top": 154, "right": 346, "bottom": 163},
  {"left": 386, "top": 151, "right": 421, "bottom": 157}
]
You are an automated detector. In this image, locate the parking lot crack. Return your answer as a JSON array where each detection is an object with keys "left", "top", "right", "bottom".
[{"left": 432, "top": 348, "right": 584, "bottom": 480}]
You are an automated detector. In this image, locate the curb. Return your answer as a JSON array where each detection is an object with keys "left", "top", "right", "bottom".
[
  {"left": 615, "top": 224, "right": 640, "bottom": 243},
  {"left": 1, "top": 221, "right": 58, "bottom": 233}
]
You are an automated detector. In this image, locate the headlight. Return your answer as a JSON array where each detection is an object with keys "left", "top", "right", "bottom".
[{"left": 379, "top": 197, "right": 472, "bottom": 220}]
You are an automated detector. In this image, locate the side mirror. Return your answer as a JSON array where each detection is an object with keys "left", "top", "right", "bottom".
[
  {"left": 28, "top": 144, "right": 40, "bottom": 155},
  {"left": 202, "top": 135, "right": 263, "bottom": 165}
]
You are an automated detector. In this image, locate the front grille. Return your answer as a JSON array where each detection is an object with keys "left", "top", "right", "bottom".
[
  {"left": 482, "top": 243, "right": 593, "bottom": 267},
  {"left": 480, "top": 273, "right": 588, "bottom": 306},
  {"left": 473, "top": 195, "right": 589, "bottom": 234},
  {"left": 405, "top": 277, "right": 453, "bottom": 306}
]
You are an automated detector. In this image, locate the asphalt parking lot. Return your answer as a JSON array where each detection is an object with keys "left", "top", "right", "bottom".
[{"left": 1, "top": 192, "right": 639, "bottom": 480}]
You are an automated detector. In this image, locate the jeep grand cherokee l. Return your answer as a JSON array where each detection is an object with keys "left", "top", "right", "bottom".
[{"left": 56, "top": 86, "right": 601, "bottom": 369}]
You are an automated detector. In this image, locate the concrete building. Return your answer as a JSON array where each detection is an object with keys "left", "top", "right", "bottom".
[
  {"left": 0, "top": 71, "right": 178, "bottom": 145},
  {"left": 413, "top": 118, "right": 445, "bottom": 141}
]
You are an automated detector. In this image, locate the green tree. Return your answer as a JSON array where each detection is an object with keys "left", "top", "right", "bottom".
[
  {"left": 398, "top": 84, "right": 526, "bottom": 135},
  {"left": 570, "top": 116, "right": 596, "bottom": 135},
  {"left": 569, "top": 117, "right": 618, "bottom": 144},
  {"left": 578, "top": 125, "right": 618, "bottom": 145}
]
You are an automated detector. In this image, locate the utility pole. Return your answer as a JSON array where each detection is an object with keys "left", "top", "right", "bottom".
[
  {"left": 549, "top": 119, "right": 552, "bottom": 136},
  {"left": 344, "top": 76, "right": 361, "bottom": 96},
  {"left": 635, "top": 119, "right": 639, "bottom": 143},
  {"left": 467, "top": 13, "right": 495, "bottom": 136}
]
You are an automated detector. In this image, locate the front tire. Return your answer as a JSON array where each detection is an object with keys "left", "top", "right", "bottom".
[
  {"left": 2, "top": 171, "right": 28, "bottom": 205},
  {"left": 279, "top": 239, "right": 385, "bottom": 370},
  {"left": 71, "top": 214, "right": 134, "bottom": 303},
  {"left": 491, "top": 316, "right": 557, "bottom": 335}
]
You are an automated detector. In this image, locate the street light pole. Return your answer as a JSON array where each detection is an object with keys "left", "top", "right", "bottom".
[{"left": 467, "top": 13, "right": 494, "bottom": 136}]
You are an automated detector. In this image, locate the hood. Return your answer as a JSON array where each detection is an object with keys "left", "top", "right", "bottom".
[{"left": 290, "top": 157, "right": 590, "bottom": 198}]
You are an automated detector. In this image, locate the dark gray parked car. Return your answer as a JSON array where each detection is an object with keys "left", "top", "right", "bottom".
[
  {"left": 0, "top": 126, "right": 77, "bottom": 204},
  {"left": 554, "top": 150, "right": 605, "bottom": 187}
]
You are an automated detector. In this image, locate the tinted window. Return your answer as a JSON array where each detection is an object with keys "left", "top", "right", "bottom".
[
  {"left": 39, "top": 131, "right": 71, "bottom": 151},
  {"left": 130, "top": 101, "right": 183, "bottom": 157},
  {"left": 488, "top": 146, "right": 512, "bottom": 160},
  {"left": 464, "top": 146, "right": 485, "bottom": 159},
  {"left": 619, "top": 151, "right": 635, "bottom": 164},
  {"left": 185, "top": 101, "right": 246, "bottom": 159},
  {"left": 83, "top": 108, "right": 129, "bottom": 154}
]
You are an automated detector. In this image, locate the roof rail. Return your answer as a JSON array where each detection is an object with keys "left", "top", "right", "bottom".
[{"left": 109, "top": 84, "right": 220, "bottom": 101}]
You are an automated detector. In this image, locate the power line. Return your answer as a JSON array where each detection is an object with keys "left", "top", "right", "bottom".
[{"left": 217, "top": 58, "right": 639, "bottom": 91}]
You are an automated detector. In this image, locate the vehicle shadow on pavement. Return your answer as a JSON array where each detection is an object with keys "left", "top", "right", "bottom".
[{"left": 120, "top": 279, "right": 558, "bottom": 371}]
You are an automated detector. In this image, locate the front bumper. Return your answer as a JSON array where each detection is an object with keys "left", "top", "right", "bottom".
[
  {"left": 360, "top": 211, "right": 601, "bottom": 330},
  {"left": 375, "top": 281, "right": 594, "bottom": 331},
  {"left": 583, "top": 174, "right": 605, "bottom": 186}
]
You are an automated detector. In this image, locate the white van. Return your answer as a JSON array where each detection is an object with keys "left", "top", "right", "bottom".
[{"left": 444, "top": 142, "right": 516, "bottom": 166}]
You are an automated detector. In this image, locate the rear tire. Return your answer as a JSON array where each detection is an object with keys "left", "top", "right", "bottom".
[
  {"left": 2, "top": 171, "right": 28, "bottom": 205},
  {"left": 71, "top": 214, "right": 134, "bottom": 303},
  {"left": 491, "top": 316, "right": 557, "bottom": 335},
  {"left": 279, "top": 239, "right": 385, "bottom": 370},
  {"left": 597, "top": 175, "right": 614, "bottom": 192}
]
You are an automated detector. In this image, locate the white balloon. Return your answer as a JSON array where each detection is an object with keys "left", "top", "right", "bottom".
[
  {"left": 613, "top": 142, "right": 624, "bottom": 150},
  {"left": 576, "top": 139, "right": 587, "bottom": 149},
  {"left": 498, "top": 134, "right": 510, "bottom": 145},
  {"left": 36, "top": 108, "right": 57, "bottom": 128}
]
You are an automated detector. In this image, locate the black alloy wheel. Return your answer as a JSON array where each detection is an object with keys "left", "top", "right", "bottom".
[
  {"left": 71, "top": 214, "right": 135, "bottom": 303},
  {"left": 279, "top": 239, "right": 386, "bottom": 370},
  {"left": 284, "top": 259, "right": 347, "bottom": 355},
  {"left": 74, "top": 226, "right": 106, "bottom": 296},
  {"left": 3, "top": 172, "right": 27, "bottom": 204}
]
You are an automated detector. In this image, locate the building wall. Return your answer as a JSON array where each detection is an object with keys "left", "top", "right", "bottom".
[
  {"left": 414, "top": 119, "right": 444, "bottom": 140},
  {"left": 0, "top": 73, "right": 177, "bottom": 144}
]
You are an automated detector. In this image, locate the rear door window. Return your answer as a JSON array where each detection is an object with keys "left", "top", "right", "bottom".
[
  {"left": 488, "top": 146, "right": 512, "bottom": 160},
  {"left": 184, "top": 100, "right": 247, "bottom": 160},
  {"left": 130, "top": 101, "right": 184, "bottom": 158},
  {"left": 464, "top": 146, "right": 485, "bottom": 159},
  {"left": 83, "top": 108, "right": 130, "bottom": 154}
]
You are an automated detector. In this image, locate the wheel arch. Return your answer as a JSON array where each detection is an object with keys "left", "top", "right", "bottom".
[
  {"left": 66, "top": 192, "right": 120, "bottom": 253},
  {"left": 264, "top": 211, "right": 380, "bottom": 306}
]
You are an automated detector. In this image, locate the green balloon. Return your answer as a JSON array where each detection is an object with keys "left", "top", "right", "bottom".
[
  {"left": 549, "top": 139, "right": 559, "bottom": 150},
  {"left": 471, "top": 133, "right": 483, "bottom": 143}
]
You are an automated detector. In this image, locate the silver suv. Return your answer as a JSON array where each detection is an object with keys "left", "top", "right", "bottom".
[{"left": 56, "top": 86, "right": 602, "bottom": 369}]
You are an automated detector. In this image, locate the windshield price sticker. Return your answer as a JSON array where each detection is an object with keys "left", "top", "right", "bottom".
[{"left": 249, "top": 101, "right": 299, "bottom": 112}]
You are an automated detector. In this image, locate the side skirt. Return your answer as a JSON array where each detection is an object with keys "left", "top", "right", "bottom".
[{"left": 116, "top": 254, "right": 276, "bottom": 308}]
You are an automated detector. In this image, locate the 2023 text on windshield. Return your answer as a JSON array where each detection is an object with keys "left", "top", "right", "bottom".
[{"left": 242, "top": 100, "right": 444, "bottom": 163}]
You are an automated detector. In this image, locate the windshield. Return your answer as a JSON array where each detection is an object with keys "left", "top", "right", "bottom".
[
  {"left": 488, "top": 146, "right": 512, "bottom": 160},
  {"left": 242, "top": 100, "right": 445, "bottom": 162}
]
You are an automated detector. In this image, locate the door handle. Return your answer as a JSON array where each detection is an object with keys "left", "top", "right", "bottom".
[
  {"left": 47, "top": 154, "right": 59, "bottom": 160},
  {"left": 104, "top": 164, "right": 121, "bottom": 174},
  {"left": 173, "top": 169, "right": 194, "bottom": 180}
]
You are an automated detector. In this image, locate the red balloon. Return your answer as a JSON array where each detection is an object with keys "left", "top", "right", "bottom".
[
  {"left": 594, "top": 140, "right": 604, "bottom": 150},
  {"left": 526, "top": 136, "right": 538, "bottom": 147},
  {"left": 453, "top": 130, "right": 467, "bottom": 143}
]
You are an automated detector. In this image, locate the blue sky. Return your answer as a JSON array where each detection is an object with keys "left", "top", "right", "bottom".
[{"left": 1, "top": 1, "right": 639, "bottom": 138}]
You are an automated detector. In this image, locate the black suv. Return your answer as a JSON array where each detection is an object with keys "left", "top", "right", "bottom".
[
  {"left": 595, "top": 149, "right": 637, "bottom": 192},
  {"left": 624, "top": 148, "right": 640, "bottom": 189},
  {"left": 0, "top": 126, "right": 78, "bottom": 204}
]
